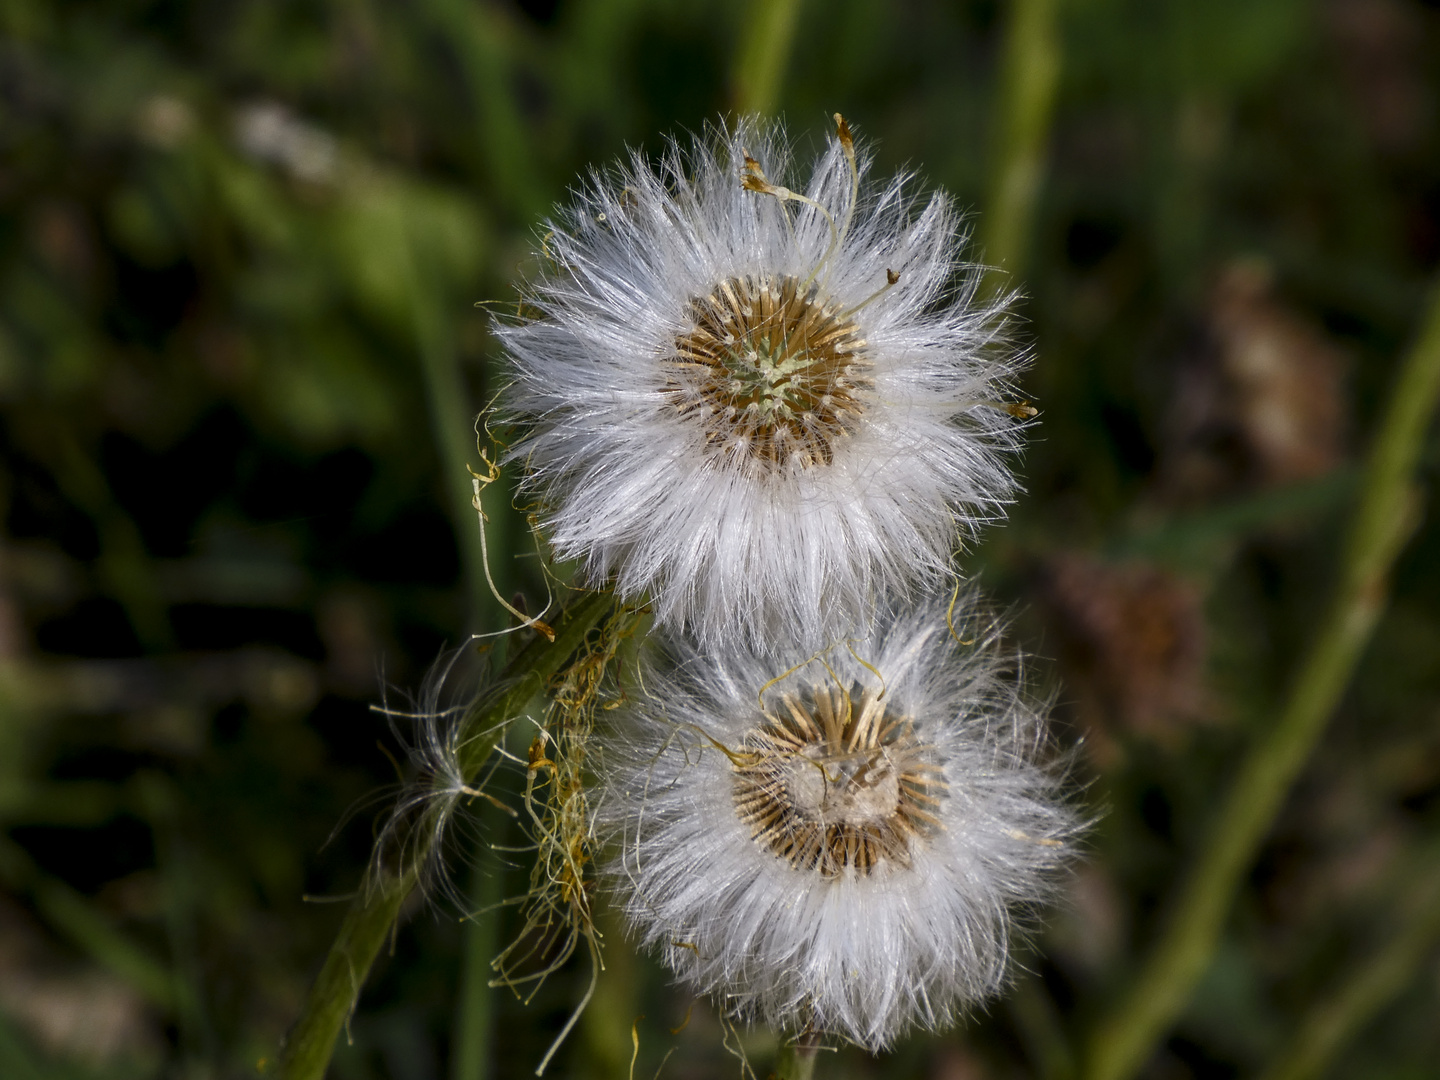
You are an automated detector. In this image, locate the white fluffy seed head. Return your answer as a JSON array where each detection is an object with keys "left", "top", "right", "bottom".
[
  {"left": 594, "top": 601, "right": 1078, "bottom": 1050},
  {"left": 498, "top": 118, "right": 1028, "bottom": 652}
]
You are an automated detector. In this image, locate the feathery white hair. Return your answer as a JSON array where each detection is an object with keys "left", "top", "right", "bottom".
[
  {"left": 499, "top": 118, "right": 1026, "bottom": 651},
  {"left": 594, "top": 601, "right": 1076, "bottom": 1050}
]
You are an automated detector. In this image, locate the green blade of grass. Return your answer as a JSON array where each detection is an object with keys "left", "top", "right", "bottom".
[{"left": 1081, "top": 280, "right": 1440, "bottom": 1080}]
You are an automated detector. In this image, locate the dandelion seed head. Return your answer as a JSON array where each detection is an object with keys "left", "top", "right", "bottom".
[
  {"left": 500, "top": 117, "right": 1027, "bottom": 650},
  {"left": 595, "top": 601, "right": 1079, "bottom": 1050},
  {"left": 667, "top": 274, "right": 872, "bottom": 469},
  {"left": 732, "top": 682, "right": 941, "bottom": 877},
  {"left": 366, "top": 647, "right": 501, "bottom": 910}
]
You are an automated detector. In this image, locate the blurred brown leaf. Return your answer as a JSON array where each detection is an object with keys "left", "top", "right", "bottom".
[
  {"left": 1040, "top": 553, "right": 1208, "bottom": 755},
  {"left": 1163, "top": 259, "right": 1349, "bottom": 500}
]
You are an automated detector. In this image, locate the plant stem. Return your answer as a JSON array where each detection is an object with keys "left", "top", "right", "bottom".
[
  {"left": 1009, "top": 977, "right": 1076, "bottom": 1080},
  {"left": 1257, "top": 856, "right": 1440, "bottom": 1080},
  {"left": 408, "top": 208, "right": 519, "bottom": 1080},
  {"left": 277, "top": 590, "right": 616, "bottom": 1080},
  {"left": 412, "top": 297, "right": 495, "bottom": 628},
  {"left": 773, "top": 1033, "right": 821, "bottom": 1080},
  {"left": 578, "top": 904, "right": 639, "bottom": 1080},
  {"left": 731, "top": 0, "right": 805, "bottom": 117},
  {"left": 979, "top": 0, "right": 1061, "bottom": 296},
  {"left": 1081, "top": 281, "right": 1440, "bottom": 1080},
  {"left": 405, "top": 162, "right": 527, "bottom": 1080},
  {"left": 451, "top": 826, "right": 503, "bottom": 1080}
]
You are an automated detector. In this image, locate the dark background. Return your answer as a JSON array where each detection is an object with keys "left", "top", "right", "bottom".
[{"left": 2, "top": 0, "right": 1439, "bottom": 1077}]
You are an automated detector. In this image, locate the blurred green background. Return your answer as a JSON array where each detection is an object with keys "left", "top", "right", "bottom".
[{"left": 2, "top": 0, "right": 1439, "bottom": 1078}]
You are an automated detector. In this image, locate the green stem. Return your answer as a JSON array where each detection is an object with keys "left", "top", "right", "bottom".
[
  {"left": 278, "top": 591, "right": 615, "bottom": 1080},
  {"left": 1257, "top": 857, "right": 1440, "bottom": 1080},
  {"left": 136, "top": 773, "right": 214, "bottom": 1065},
  {"left": 773, "top": 1033, "right": 820, "bottom": 1080},
  {"left": 437, "top": 328, "right": 515, "bottom": 1080},
  {"left": 1081, "top": 282, "right": 1440, "bottom": 1080},
  {"left": 1009, "top": 977, "right": 1076, "bottom": 1080},
  {"left": 419, "top": 0, "right": 547, "bottom": 220},
  {"left": 731, "top": 0, "right": 805, "bottom": 117},
  {"left": 412, "top": 297, "right": 496, "bottom": 629},
  {"left": 452, "top": 828, "right": 503, "bottom": 1080},
  {"left": 979, "top": 0, "right": 1061, "bottom": 296},
  {"left": 406, "top": 185, "right": 520, "bottom": 1080},
  {"left": 577, "top": 903, "right": 639, "bottom": 1080}
]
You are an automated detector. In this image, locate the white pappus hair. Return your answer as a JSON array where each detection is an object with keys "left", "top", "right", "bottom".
[
  {"left": 594, "top": 601, "right": 1078, "bottom": 1050},
  {"left": 498, "top": 117, "right": 1028, "bottom": 652}
]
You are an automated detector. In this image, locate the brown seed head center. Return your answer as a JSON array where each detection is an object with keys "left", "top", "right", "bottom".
[
  {"left": 731, "top": 683, "right": 945, "bottom": 878},
  {"left": 665, "top": 274, "right": 872, "bottom": 469}
]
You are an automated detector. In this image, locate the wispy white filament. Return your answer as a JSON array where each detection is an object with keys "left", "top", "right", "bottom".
[
  {"left": 499, "top": 119, "right": 1026, "bottom": 651},
  {"left": 595, "top": 603, "right": 1077, "bottom": 1049}
]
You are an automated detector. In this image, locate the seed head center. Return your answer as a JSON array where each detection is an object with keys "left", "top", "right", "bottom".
[
  {"left": 666, "top": 274, "right": 872, "bottom": 470},
  {"left": 785, "top": 747, "right": 902, "bottom": 823},
  {"left": 731, "top": 684, "right": 945, "bottom": 878}
]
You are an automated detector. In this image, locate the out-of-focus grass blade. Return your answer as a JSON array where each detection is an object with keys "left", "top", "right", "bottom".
[
  {"left": 0, "top": 1014, "right": 47, "bottom": 1080},
  {"left": 1105, "top": 467, "right": 1359, "bottom": 569},
  {"left": 0, "top": 837, "right": 182, "bottom": 1014}
]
